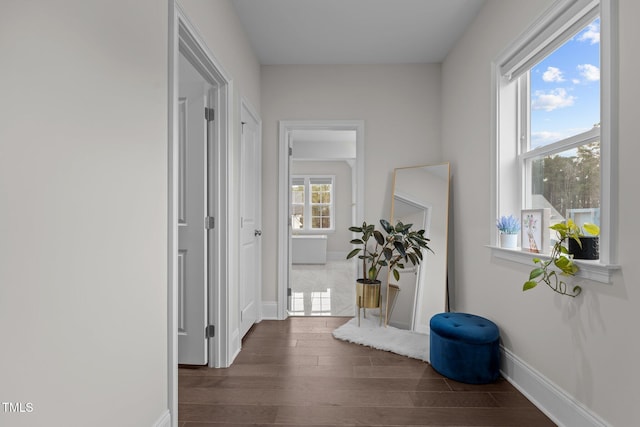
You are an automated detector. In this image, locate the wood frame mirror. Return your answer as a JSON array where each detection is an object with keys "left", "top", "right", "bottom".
[{"left": 385, "top": 163, "right": 450, "bottom": 333}]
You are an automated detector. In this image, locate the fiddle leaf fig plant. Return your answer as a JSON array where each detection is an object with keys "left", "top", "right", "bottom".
[
  {"left": 523, "top": 219, "right": 598, "bottom": 297},
  {"left": 347, "top": 219, "right": 433, "bottom": 283}
]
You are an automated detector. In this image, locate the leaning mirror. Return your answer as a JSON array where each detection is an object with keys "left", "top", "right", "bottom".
[{"left": 386, "top": 163, "right": 450, "bottom": 333}]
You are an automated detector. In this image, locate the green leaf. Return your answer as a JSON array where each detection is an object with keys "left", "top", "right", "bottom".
[
  {"left": 380, "top": 219, "right": 393, "bottom": 233},
  {"left": 383, "top": 247, "right": 393, "bottom": 260},
  {"left": 407, "top": 253, "right": 417, "bottom": 265},
  {"left": 346, "top": 248, "right": 361, "bottom": 259},
  {"left": 394, "top": 241, "right": 406, "bottom": 257},
  {"left": 350, "top": 239, "right": 364, "bottom": 244},
  {"left": 373, "top": 230, "right": 385, "bottom": 245},
  {"left": 393, "top": 269, "right": 400, "bottom": 281},
  {"left": 348, "top": 226, "right": 363, "bottom": 232},
  {"left": 523, "top": 280, "right": 538, "bottom": 291},
  {"left": 529, "top": 268, "right": 544, "bottom": 280},
  {"left": 532, "top": 257, "right": 541, "bottom": 263},
  {"left": 583, "top": 223, "right": 600, "bottom": 236}
]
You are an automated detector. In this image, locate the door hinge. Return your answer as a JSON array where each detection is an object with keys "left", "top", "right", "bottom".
[
  {"left": 288, "top": 146, "right": 293, "bottom": 156},
  {"left": 205, "top": 107, "right": 215, "bottom": 122},
  {"left": 287, "top": 287, "right": 292, "bottom": 297},
  {"left": 205, "top": 324, "right": 215, "bottom": 338},
  {"left": 205, "top": 216, "right": 215, "bottom": 229}
]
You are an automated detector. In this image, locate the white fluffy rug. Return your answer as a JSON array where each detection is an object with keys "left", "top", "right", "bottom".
[{"left": 332, "top": 316, "right": 429, "bottom": 362}]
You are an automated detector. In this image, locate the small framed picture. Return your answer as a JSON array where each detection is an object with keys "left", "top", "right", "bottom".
[{"left": 521, "top": 208, "right": 550, "bottom": 253}]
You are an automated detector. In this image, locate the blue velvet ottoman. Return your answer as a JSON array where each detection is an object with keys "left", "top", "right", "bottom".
[{"left": 429, "top": 312, "right": 500, "bottom": 384}]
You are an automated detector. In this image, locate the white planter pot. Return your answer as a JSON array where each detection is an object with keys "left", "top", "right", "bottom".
[{"left": 500, "top": 233, "right": 518, "bottom": 249}]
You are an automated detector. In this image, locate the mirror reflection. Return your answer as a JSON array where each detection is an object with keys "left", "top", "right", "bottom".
[{"left": 386, "top": 163, "right": 450, "bottom": 333}]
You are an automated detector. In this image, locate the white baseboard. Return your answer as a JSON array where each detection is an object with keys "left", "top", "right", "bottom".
[
  {"left": 229, "top": 328, "right": 241, "bottom": 365},
  {"left": 152, "top": 409, "right": 171, "bottom": 427},
  {"left": 500, "top": 346, "right": 609, "bottom": 427},
  {"left": 261, "top": 301, "right": 279, "bottom": 320}
]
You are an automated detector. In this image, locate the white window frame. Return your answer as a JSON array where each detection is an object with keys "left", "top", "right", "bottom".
[
  {"left": 291, "top": 175, "right": 335, "bottom": 233},
  {"left": 490, "top": 0, "right": 620, "bottom": 283}
]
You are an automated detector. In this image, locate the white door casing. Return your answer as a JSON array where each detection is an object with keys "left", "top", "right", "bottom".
[
  {"left": 239, "top": 99, "right": 262, "bottom": 338},
  {"left": 277, "top": 120, "right": 365, "bottom": 320},
  {"left": 177, "top": 52, "right": 210, "bottom": 365},
  {"left": 169, "top": 4, "right": 233, "bottom": 424}
]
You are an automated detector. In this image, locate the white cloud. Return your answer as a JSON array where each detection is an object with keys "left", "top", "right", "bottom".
[
  {"left": 531, "top": 131, "right": 564, "bottom": 146},
  {"left": 542, "top": 66, "right": 565, "bottom": 82},
  {"left": 572, "top": 78, "right": 580, "bottom": 84},
  {"left": 531, "top": 128, "right": 593, "bottom": 149},
  {"left": 577, "top": 21, "right": 600, "bottom": 44},
  {"left": 578, "top": 63, "right": 600, "bottom": 81},
  {"left": 531, "top": 88, "right": 575, "bottom": 112}
]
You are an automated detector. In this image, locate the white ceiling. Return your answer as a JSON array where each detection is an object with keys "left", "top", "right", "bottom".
[{"left": 230, "top": 0, "right": 486, "bottom": 65}]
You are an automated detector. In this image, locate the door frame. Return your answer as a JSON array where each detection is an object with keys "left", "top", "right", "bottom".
[
  {"left": 277, "top": 120, "right": 365, "bottom": 320},
  {"left": 168, "top": 2, "right": 232, "bottom": 425}
]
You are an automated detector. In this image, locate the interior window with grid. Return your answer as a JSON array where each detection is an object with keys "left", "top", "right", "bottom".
[{"left": 291, "top": 176, "right": 334, "bottom": 231}]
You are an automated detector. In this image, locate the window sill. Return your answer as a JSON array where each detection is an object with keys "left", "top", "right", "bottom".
[
  {"left": 488, "top": 245, "right": 620, "bottom": 284},
  {"left": 292, "top": 229, "right": 335, "bottom": 234}
]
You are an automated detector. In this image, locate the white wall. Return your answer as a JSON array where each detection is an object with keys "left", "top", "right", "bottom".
[
  {"left": 0, "top": 1, "right": 168, "bottom": 425},
  {"left": 291, "top": 160, "right": 352, "bottom": 255},
  {"left": 0, "top": 0, "right": 262, "bottom": 424},
  {"left": 261, "top": 64, "right": 442, "bottom": 302},
  {"left": 442, "top": 0, "right": 640, "bottom": 425},
  {"left": 178, "top": 0, "right": 261, "bottom": 351}
]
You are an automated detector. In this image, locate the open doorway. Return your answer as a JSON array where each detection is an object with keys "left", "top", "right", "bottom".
[
  {"left": 168, "top": 3, "right": 233, "bottom": 424},
  {"left": 277, "top": 121, "right": 365, "bottom": 319}
]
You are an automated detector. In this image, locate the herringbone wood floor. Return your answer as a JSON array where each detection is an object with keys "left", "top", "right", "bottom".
[{"left": 178, "top": 317, "right": 555, "bottom": 426}]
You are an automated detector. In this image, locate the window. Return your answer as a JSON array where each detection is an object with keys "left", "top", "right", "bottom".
[
  {"left": 291, "top": 176, "right": 334, "bottom": 231},
  {"left": 521, "top": 16, "right": 601, "bottom": 234},
  {"left": 492, "top": 0, "right": 618, "bottom": 280}
]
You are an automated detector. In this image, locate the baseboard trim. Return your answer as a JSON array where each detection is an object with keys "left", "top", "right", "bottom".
[
  {"left": 500, "top": 346, "right": 609, "bottom": 427},
  {"left": 261, "top": 301, "right": 279, "bottom": 320},
  {"left": 152, "top": 409, "right": 171, "bottom": 427},
  {"left": 229, "top": 328, "right": 241, "bottom": 365}
]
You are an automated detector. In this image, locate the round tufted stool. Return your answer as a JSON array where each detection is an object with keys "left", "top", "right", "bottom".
[{"left": 429, "top": 312, "right": 500, "bottom": 384}]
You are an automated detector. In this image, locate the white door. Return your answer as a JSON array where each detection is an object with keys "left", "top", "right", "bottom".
[
  {"left": 239, "top": 101, "right": 262, "bottom": 338},
  {"left": 178, "top": 53, "right": 210, "bottom": 365}
]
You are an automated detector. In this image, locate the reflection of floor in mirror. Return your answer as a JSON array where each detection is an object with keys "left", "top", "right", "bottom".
[{"left": 290, "top": 260, "right": 355, "bottom": 316}]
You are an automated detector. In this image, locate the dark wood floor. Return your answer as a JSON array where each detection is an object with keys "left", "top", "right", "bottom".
[{"left": 178, "top": 317, "right": 555, "bottom": 426}]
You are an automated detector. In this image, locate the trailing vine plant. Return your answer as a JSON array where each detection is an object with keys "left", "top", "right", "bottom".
[{"left": 523, "top": 220, "right": 598, "bottom": 298}]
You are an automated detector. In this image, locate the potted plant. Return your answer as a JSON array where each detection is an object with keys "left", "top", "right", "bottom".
[
  {"left": 568, "top": 221, "right": 600, "bottom": 260},
  {"left": 522, "top": 219, "right": 598, "bottom": 297},
  {"left": 496, "top": 215, "right": 520, "bottom": 249},
  {"left": 347, "top": 219, "right": 432, "bottom": 310}
]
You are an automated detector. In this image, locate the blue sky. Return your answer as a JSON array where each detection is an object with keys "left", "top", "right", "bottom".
[{"left": 530, "top": 18, "right": 600, "bottom": 149}]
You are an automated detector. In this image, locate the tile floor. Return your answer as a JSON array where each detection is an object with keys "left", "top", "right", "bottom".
[{"left": 289, "top": 260, "right": 356, "bottom": 317}]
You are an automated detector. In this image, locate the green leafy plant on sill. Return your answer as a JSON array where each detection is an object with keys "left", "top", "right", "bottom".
[{"left": 523, "top": 219, "right": 599, "bottom": 297}]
